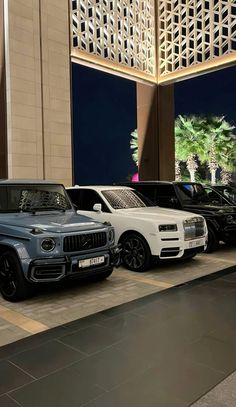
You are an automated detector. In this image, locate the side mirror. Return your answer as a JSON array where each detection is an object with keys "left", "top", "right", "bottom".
[{"left": 93, "top": 203, "right": 102, "bottom": 212}]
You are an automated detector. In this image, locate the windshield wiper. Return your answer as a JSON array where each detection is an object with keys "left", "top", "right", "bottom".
[{"left": 20, "top": 207, "right": 67, "bottom": 214}]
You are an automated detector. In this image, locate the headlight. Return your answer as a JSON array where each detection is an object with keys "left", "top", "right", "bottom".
[
  {"left": 41, "top": 238, "right": 56, "bottom": 252},
  {"left": 159, "top": 224, "right": 177, "bottom": 232},
  {"left": 108, "top": 228, "right": 115, "bottom": 242},
  {"left": 226, "top": 215, "right": 234, "bottom": 224}
]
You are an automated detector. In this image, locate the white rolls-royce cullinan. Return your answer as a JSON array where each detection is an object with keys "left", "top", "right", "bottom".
[{"left": 67, "top": 186, "right": 207, "bottom": 272}]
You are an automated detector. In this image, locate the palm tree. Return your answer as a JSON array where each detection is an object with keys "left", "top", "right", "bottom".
[
  {"left": 130, "top": 129, "right": 138, "bottom": 167},
  {"left": 197, "top": 116, "right": 236, "bottom": 185},
  {"left": 175, "top": 115, "right": 206, "bottom": 181},
  {"left": 175, "top": 115, "right": 236, "bottom": 184}
]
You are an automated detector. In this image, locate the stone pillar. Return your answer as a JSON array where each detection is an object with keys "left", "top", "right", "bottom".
[
  {"left": 137, "top": 82, "right": 175, "bottom": 181},
  {"left": 3, "top": 0, "right": 72, "bottom": 186},
  {"left": 0, "top": 0, "right": 7, "bottom": 178}
]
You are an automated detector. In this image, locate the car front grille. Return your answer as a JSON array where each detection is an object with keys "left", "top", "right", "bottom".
[
  {"left": 63, "top": 232, "right": 107, "bottom": 252},
  {"left": 184, "top": 218, "right": 205, "bottom": 241}
]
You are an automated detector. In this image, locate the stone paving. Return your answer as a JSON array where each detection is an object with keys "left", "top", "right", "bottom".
[
  {"left": 0, "top": 245, "right": 235, "bottom": 347},
  {"left": 191, "top": 371, "right": 236, "bottom": 406}
]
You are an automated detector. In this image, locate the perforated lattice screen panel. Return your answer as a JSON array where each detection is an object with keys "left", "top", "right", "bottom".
[
  {"left": 102, "top": 189, "right": 145, "bottom": 209},
  {"left": 71, "top": 0, "right": 156, "bottom": 78},
  {"left": 19, "top": 190, "right": 68, "bottom": 212},
  {"left": 158, "top": 0, "right": 236, "bottom": 79}
]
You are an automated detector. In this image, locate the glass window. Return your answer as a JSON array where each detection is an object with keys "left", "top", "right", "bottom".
[
  {"left": 131, "top": 185, "right": 156, "bottom": 203},
  {"left": 67, "top": 189, "right": 81, "bottom": 208},
  {"left": 0, "top": 185, "right": 72, "bottom": 213},
  {"left": 80, "top": 190, "right": 110, "bottom": 212},
  {"left": 176, "top": 183, "right": 210, "bottom": 204},
  {"left": 102, "top": 189, "right": 153, "bottom": 209}
]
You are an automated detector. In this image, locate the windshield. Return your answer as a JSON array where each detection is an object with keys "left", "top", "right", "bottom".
[
  {"left": 0, "top": 185, "right": 72, "bottom": 213},
  {"left": 102, "top": 189, "right": 154, "bottom": 209},
  {"left": 176, "top": 183, "right": 211, "bottom": 204},
  {"left": 218, "top": 186, "right": 236, "bottom": 203}
]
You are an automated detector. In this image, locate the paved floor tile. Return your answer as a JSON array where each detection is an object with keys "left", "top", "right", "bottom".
[
  {"left": 191, "top": 370, "right": 236, "bottom": 406},
  {"left": 10, "top": 366, "right": 104, "bottom": 407},
  {"left": 0, "top": 395, "right": 21, "bottom": 407},
  {"left": 0, "top": 360, "right": 33, "bottom": 396},
  {"left": 59, "top": 323, "right": 127, "bottom": 355},
  {"left": 0, "top": 267, "right": 235, "bottom": 406},
  {"left": 10, "top": 340, "right": 85, "bottom": 379},
  {"left": 184, "top": 336, "right": 236, "bottom": 375},
  {"left": 0, "top": 246, "right": 234, "bottom": 346}
]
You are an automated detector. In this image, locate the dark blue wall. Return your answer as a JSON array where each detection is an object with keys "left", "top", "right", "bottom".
[
  {"left": 175, "top": 65, "right": 236, "bottom": 123},
  {"left": 72, "top": 63, "right": 137, "bottom": 185}
]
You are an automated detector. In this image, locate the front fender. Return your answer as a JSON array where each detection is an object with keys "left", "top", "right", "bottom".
[
  {"left": 206, "top": 218, "right": 220, "bottom": 232},
  {"left": 0, "top": 239, "right": 30, "bottom": 260}
]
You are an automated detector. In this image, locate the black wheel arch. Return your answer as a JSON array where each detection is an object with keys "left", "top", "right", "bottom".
[
  {"left": 118, "top": 230, "right": 151, "bottom": 251},
  {"left": 0, "top": 244, "right": 21, "bottom": 260}
]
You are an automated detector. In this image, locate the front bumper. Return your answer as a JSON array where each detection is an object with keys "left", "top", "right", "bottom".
[
  {"left": 27, "top": 246, "right": 121, "bottom": 283},
  {"left": 158, "top": 236, "right": 206, "bottom": 259}
]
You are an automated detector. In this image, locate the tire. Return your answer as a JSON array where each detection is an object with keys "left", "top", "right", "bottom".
[
  {"left": 0, "top": 250, "right": 31, "bottom": 302},
  {"left": 121, "top": 233, "right": 151, "bottom": 272},
  {"left": 90, "top": 268, "right": 113, "bottom": 282},
  {"left": 204, "top": 226, "right": 219, "bottom": 253}
]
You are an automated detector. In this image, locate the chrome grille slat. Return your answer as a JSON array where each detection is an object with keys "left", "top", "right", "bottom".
[{"left": 184, "top": 220, "right": 205, "bottom": 240}]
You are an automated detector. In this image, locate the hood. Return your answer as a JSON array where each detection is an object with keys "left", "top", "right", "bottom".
[
  {"left": 183, "top": 204, "right": 236, "bottom": 216},
  {"left": 116, "top": 206, "right": 203, "bottom": 222},
  {"left": 0, "top": 211, "right": 104, "bottom": 233}
]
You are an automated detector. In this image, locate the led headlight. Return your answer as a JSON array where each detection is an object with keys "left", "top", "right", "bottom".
[
  {"left": 108, "top": 228, "right": 115, "bottom": 242},
  {"left": 159, "top": 224, "right": 177, "bottom": 232},
  {"left": 41, "top": 238, "right": 56, "bottom": 252}
]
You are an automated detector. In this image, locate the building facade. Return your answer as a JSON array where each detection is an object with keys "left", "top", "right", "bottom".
[{"left": 1, "top": 0, "right": 236, "bottom": 185}]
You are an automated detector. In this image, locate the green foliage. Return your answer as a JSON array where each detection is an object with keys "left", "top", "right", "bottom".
[
  {"left": 175, "top": 114, "right": 236, "bottom": 174},
  {"left": 130, "top": 129, "right": 138, "bottom": 166}
]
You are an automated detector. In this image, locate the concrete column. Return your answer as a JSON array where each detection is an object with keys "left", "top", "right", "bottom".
[
  {"left": 3, "top": 0, "right": 72, "bottom": 186},
  {"left": 137, "top": 82, "right": 175, "bottom": 181}
]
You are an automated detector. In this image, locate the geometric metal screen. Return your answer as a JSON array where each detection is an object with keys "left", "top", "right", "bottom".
[
  {"left": 71, "top": 0, "right": 156, "bottom": 81},
  {"left": 70, "top": 0, "right": 236, "bottom": 84},
  {"left": 158, "top": 0, "right": 236, "bottom": 82}
]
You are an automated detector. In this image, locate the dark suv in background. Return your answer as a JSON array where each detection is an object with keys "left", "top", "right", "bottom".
[{"left": 118, "top": 181, "right": 236, "bottom": 252}]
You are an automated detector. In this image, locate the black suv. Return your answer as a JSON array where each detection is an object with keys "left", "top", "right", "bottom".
[{"left": 118, "top": 181, "right": 236, "bottom": 252}]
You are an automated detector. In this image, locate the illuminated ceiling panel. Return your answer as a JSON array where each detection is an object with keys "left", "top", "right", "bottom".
[
  {"left": 71, "top": 0, "right": 156, "bottom": 82},
  {"left": 158, "top": 0, "right": 236, "bottom": 83}
]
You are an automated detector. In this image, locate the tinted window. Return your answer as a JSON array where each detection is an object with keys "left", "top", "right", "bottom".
[
  {"left": 67, "top": 189, "right": 81, "bottom": 207},
  {"left": 204, "top": 187, "right": 224, "bottom": 204},
  {"left": 130, "top": 185, "right": 156, "bottom": 202},
  {"left": 176, "top": 183, "right": 210, "bottom": 204},
  {"left": 80, "top": 190, "right": 110, "bottom": 212},
  {"left": 155, "top": 185, "right": 177, "bottom": 207}
]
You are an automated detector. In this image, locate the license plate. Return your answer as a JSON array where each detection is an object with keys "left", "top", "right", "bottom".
[
  {"left": 78, "top": 256, "right": 105, "bottom": 269},
  {"left": 188, "top": 239, "right": 204, "bottom": 249}
]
